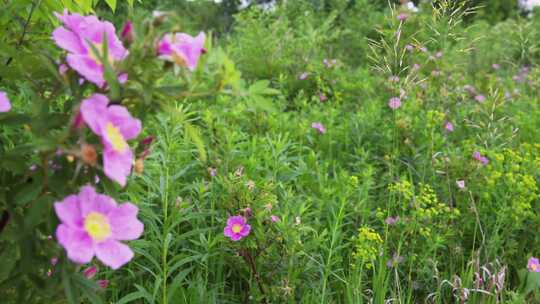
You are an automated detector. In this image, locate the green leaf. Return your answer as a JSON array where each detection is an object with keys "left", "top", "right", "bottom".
[
  {"left": 184, "top": 122, "right": 207, "bottom": 163},
  {"left": 105, "top": 0, "right": 117, "bottom": 11},
  {"left": 0, "top": 114, "right": 31, "bottom": 125},
  {"left": 62, "top": 270, "right": 78, "bottom": 304},
  {"left": 13, "top": 178, "right": 42, "bottom": 206},
  {"left": 524, "top": 271, "right": 540, "bottom": 295},
  {"left": 117, "top": 291, "right": 146, "bottom": 304}
]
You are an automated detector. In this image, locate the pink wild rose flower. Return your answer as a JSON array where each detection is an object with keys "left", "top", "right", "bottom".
[
  {"left": 0, "top": 91, "right": 11, "bottom": 112},
  {"left": 473, "top": 151, "right": 489, "bottom": 165},
  {"left": 52, "top": 10, "right": 128, "bottom": 87},
  {"left": 80, "top": 94, "right": 142, "bottom": 186},
  {"left": 54, "top": 185, "right": 144, "bottom": 269},
  {"left": 528, "top": 257, "right": 540, "bottom": 272},
  {"left": 388, "top": 97, "right": 401, "bottom": 110},
  {"left": 311, "top": 122, "right": 326, "bottom": 134},
  {"left": 444, "top": 121, "right": 454, "bottom": 132},
  {"left": 224, "top": 216, "right": 251, "bottom": 241},
  {"left": 158, "top": 32, "right": 206, "bottom": 71}
]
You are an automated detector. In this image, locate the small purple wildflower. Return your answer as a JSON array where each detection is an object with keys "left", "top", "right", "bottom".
[
  {"left": 528, "top": 257, "right": 540, "bottom": 272},
  {"left": 388, "top": 97, "right": 401, "bottom": 110},
  {"left": 475, "top": 95, "right": 486, "bottom": 103},
  {"left": 385, "top": 216, "right": 399, "bottom": 225},
  {"left": 456, "top": 180, "right": 465, "bottom": 189},
  {"left": 405, "top": 44, "right": 414, "bottom": 51},
  {"left": 444, "top": 121, "right": 454, "bottom": 132},
  {"left": 311, "top": 122, "right": 326, "bottom": 134},
  {"left": 397, "top": 13, "right": 408, "bottom": 21},
  {"left": 386, "top": 253, "right": 404, "bottom": 268},
  {"left": 319, "top": 93, "right": 327, "bottom": 102},
  {"left": 271, "top": 215, "right": 280, "bottom": 222},
  {"left": 299, "top": 72, "right": 309, "bottom": 80},
  {"left": 492, "top": 63, "right": 500, "bottom": 70},
  {"left": 435, "top": 51, "right": 443, "bottom": 58},
  {"left": 0, "top": 91, "right": 11, "bottom": 113},
  {"left": 473, "top": 151, "right": 489, "bottom": 165},
  {"left": 224, "top": 216, "right": 251, "bottom": 241}
]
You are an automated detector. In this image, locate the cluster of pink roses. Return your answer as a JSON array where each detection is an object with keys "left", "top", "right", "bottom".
[{"left": 27, "top": 10, "right": 207, "bottom": 271}]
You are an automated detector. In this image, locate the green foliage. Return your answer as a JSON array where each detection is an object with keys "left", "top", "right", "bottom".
[{"left": 4, "top": 0, "right": 540, "bottom": 303}]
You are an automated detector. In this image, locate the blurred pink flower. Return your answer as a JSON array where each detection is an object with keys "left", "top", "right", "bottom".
[
  {"left": 456, "top": 180, "right": 465, "bottom": 189},
  {"left": 492, "top": 63, "right": 500, "bottom": 70},
  {"left": 83, "top": 266, "right": 97, "bottom": 279},
  {"left": 97, "top": 279, "right": 109, "bottom": 289},
  {"left": 52, "top": 10, "right": 128, "bottom": 87},
  {"left": 528, "top": 257, "right": 540, "bottom": 272},
  {"left": 299, "top": 72, "right": 309, "bottom": 80},
  {"left": 319, "top": 93, "right": 327, "bottom": 102},
  {"left": 158, "top": 32, "right": 206, "bottom": 71},
  {"left": 59, "top": 63, "right": 69, "bottom": 75},
  {"left": 80, "top": 94, "right": 142, "bottom": 186},
  {"left": 54, "top": 185, "right": 144, "bottom": 269},
  {"left": 475, "top": 95, "right": 486, "bottom": 103},
  {"left": 271, "top": 215, "right": 280, "bottom": 222},
  {"left": 0, "top": 91, "right": 11, "bottom": 112},
  {"left": 121, "top": 21, "right": 133, "bottom": 42},
  {"left": 444, "top": 121, "right": 454, "bottom": 132},
  {"left": 397, "top": 13, "right": 408, "bottom": 21},
  {"left": 388, "top": 97, "right": 401, "bottom": 110},
  {"left": 311, "top": 122, "right": 326, "bottom": 134},
  {"left": 385, "top": 216, "right": 399, "bottom": 225},
  {"left": 473, "top": 151, "right": 489, "bottom": 165}
]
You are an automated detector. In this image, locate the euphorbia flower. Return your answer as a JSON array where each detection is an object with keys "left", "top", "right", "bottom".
[
  {"left": 52, "top": 10, "right": 128, "bottom": 87},
  {"left": 158, "top": 32, "right": 206, "bottom": 71},
  {"left": 223, "top": 216, "right": 251, "bottom": 241},
  {"left": 80, "top": 94, "right": 141, "bottom": 186},
  {"left": 528, "top": 257, "right": 540, "bottom": 272},
  {"left": 0, "top": 91, "right": 11, "bottom": 112},
  {"left": 54, "top": 186, "right": 144, "bottom": 269}
]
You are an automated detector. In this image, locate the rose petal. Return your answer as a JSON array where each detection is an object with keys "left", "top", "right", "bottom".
[
  {"left": 56, "top": 224, "right": 94, "bottom": 264},
  {"left": 95, "top": 239, "right": 134, "bottom": 270},
  {"left": 109, "top": 203, "right": 144, "bottom": 240},
  {"left": 54, "top": 195, "right": 83, "bottom": 227}
]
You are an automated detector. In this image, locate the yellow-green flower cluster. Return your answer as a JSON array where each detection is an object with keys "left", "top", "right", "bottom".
[
  {"left": 483, "top": 144, "right": 540, "bottom": 222},
  {"left": 388, "top": 179, "right": 414, "bottom": 201},
  {"left": 351, "top": 227, "right": 383, "bottom": 269}
]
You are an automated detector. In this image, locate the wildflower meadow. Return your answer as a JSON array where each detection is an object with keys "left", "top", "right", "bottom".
[{"left": 3, "top": 0, "right": 540, "bottom": 303}]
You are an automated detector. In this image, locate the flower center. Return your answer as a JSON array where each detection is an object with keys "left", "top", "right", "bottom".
[
  {"left": 84, "top": 212, "right": 111, "bottom": 242},
  {"left": 232, "top": 224, "right": 242, "bottom": 234},
  {"left": 171, "top": 52, "right": 187, "bottom": 67},
  {"left": 533, "top": 264, "right": 539, "bottom": 271},
  {"left": 88, "top": 42, "right": 114, "bottom": 66},
  {"left": 106, "top": 123, "right": 127, "bottom": 152}
]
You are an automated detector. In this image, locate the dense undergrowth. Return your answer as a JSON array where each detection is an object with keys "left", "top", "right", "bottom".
[{"left": 3, "top": 0, "right": 540, "bottom": 303}]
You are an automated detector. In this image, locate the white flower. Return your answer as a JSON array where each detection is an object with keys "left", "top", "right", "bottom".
[
  {"left": 519, "top": 0, "right": 540, "bottom": 11},
  {"left": 406, "top": 1, "right": 419, "bottom": 12}
]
